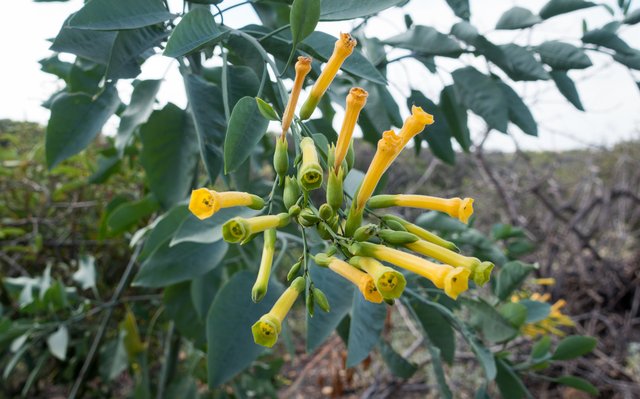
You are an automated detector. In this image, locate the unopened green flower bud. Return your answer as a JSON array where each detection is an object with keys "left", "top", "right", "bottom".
[
  {"left": 313, "top": 288, "right": 330, "bottom": 312},
  {"left": 298, "top": 208, "right": 319, "bottom": 227},
  {"left": 283, "top": 176, "right": 301, "bottom": 210},
  {"left": 382, "top": 218, "right": 407, "bottom": 232},
  {"left": 319, "top": 203, "right": 334, "bottom": 221},
  {"left": 306, "top": 289, "right": 315, "bottom": 317},
  {"left": 288, "top": 204, "right": 301, "bottom": 217},
  {"left": 345, "top": 139, "right": 355, "bottom": 172},
  {"left": 317, "top": 222, "right": 332, "bottom": 240},
  {"left": 273, "top": 136, "right": 289, "bottom": 182},
  {"left": 353, "top": 223, "right": 378, "bottom": 242},
  {"left": 313, "top": 252, "right": 332, "bottom": 267},
  {"left": 287, "top": 261, "right": 302, "bottom": 282},
  {"left": 252, "top": 228, "right": 277, "bottom": 303},
  {"left": 382, "top": 214, "right": 458, "bottom": 251},
  {"left": 297, "top": 137, "right": 323, "bottom": 191},
  {"left": 378, "top": 229, "right": 419, "bottom": 245},
  {"left": 327, "top": 167, "right": 345, "bottom": 210}
]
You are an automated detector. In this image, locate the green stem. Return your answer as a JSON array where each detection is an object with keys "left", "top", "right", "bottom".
[{"left": 221, "top": 50, "right": 231, "bottom": 121}]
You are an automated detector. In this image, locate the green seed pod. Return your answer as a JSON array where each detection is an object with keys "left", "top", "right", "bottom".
[
  {"left": 378, "top": 229, "right": 420, "bottom": 245},
  {"left": 313, "top": 288, "right": 330, "bottom": 312},
  {"left": 353, "top": 223, "right": 378, "bottom": 242},
  {"left": 298, "top": 208, "right": 319, "bottom": 227},
  {"left": 313, "top": 252, "right": 332, "bottom": 267},
  {"left": 273, "top": 136, "right": 289, "bottom": 181},
  {"left": 283, "top": 176, "right": 301, "bottom": 209},
  {"left": 306, "top": 288, "right": 315, "bottom": 317},
  {"left": 287, "top": 261, "right": 302, "bottom": 282},
  {"left": 318, "top": 203, "right": 334, "bottom": 221},
  {"left": 381, "top": 217, "right": 407, "bottom": 232},
  {"left": 327, "top": 167, "right": 345, "bottom": 210}
]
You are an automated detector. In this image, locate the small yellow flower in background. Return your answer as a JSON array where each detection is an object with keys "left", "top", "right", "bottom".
[
  {"left": 252, "top": 228, "right": 277, "bottom": 303},
  {"left": 368, "top": 194, "right": 475, "bottom": 224},
  {"left": 533, "top": 277, "right": 556, "bottom": 286},
  {"left": 300, "top": 33, "right": 357, "bottom": 119},
  {"left": 513, "top": 292, "right": 574, "bottom": 338},
  {"left": 317, "top": 255, "right": 383, "bottom": 303},
  {"left": 405, "top": 240, "right": 494, "bottom": 286},
  {"left": 349, "top": 256, "right": 406, "bottom": 300},
  {"left": 188, "top": 188, "right": 264, "bottom": 220},
  {"left": 281, "top": 56, "right": 312, "bottom": 138},
  {"left": 252, "top": 276, "right": 305, "bottom": 347},
  {"left": 297, "top": 137, "right": 323, "bottom": 191},
  {"left": 350, "top": 242, "right": 470, "bottom": 300},
  {"left": 222, "top": 213, "right": 290, "bottom": 244},
  {"left": 334, "top": 87, "right": 368, "bottom": 171}
]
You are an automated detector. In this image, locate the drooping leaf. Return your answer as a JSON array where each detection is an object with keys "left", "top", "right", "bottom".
[
  {"left": 183, "top": 74, "right": 226, "bottom": 183},
  {"left": 140, "top": 103, "right": 200, "bottom": 208},
  {"left": 46, "top": 325, "right": 69, "bottom": 361},
  {"left": 582, "top": 28, "right": 633, "bottom": 54},
  {"left": 613, "top": 50, "right": 640, "bottom": 70},
  {"left": 450, "top": 21, "right": 480, "bottom": 43},
  {"left": 39, "top": 56, "right": 73, "bottom": 82},
  {"left": 191, "top": 268, "right": 224, "bottom": 321},
  {"left": 497, "top": 81, "right": 538, "bottom": 136},
  {"left": 440, "top": 85, "right": 470, "bottom": 151},
  {"left": 384, "top": 26, "right": 463, "bottom": 57},
  {"left": 164, "top": 282, "right": 206, "bottom": 347},
  {"left": 69, "top": 0, "right": 174, "bottom": 30},
  {"left": 207, "top": 271, "right": 284, "bottom": 387},
  {"left": 550, "top": 70, "right": 585, "bottom": 111},
  {"left": 50, "top": 16, "right": 117, "bottom": 64},
  {"left": 496, "top": 6, "right": 542, "bottom": 29},
  {"left": 499, "top": 44, "right": 550, "bottom": 81},
  {"left": 115, "top": 79, "right": 162, "bottom": 156},
  {"left": 307, "top": 260, "right": 354, "bottom": 352},
  {"left": 498, "top": 302, "right": 528, "bottom": 328},
  {"left": 290, "top": 0, "right": 320, "bottom": 49},
  {"left": 164, "top": 8, "right": 228, "bottom": 58},
  {"left": 531, "top": 335, "right": 552, "bottom": 359},
  {"left": 319, "top": 0, "right": 405, "bottom": 21},
  {"left": 445, "top": 0, "right": 470, "bottom": 20},
  {"left": 623, "top": 8, "right": 640, "bottom": 25},
  {"left": 495, "top": 357, "right": 529, "bottom": 399},
  {"left": 410, "top": 299, "right": 456, "bottom": 364},
  {"left": 556, "top": 376, "right": 599, "bottom": 395},
  {"left": 346, "top": 292, "right": 386, "bottom": 367},
  {"left": 539, "top": 0, "right": 596, "bottom": 19},
  {"left": 106, "top": 25, "right": 169, "bottom": 80},
  {"left": 223, "top": 96, "right": 270, "bottom": 174},
  {"left": 138, "top": 204, "right": 191, "bottom": 261},
  {"left": 379, "top": 340, "right": 418, "bottom": 379},
  {"left": 536, "top": 41, "right": 592, "bottom": 70},
  {"left": 300, "top": 31, "right": 386, "bottom": 84},
  {"left": 133, "top": 239, "right": 228, "bottom": 287},
  {"left": 46, "top": 85, "right": 121, "bottom": 169},
  {"left": 408, "top": 90, "right": 455, "bottom": 165},
  {"left": 452, "top": 67, "right": 509, "bottom": 132},
  {"left": 494, "top": 261, "right": 536, "bottom": 301},
  {"left": 426, "top": 342, "right": 453, "bottom": 399},
  {"left": 520, "top": 299, "right": 551, "bottom": 323},
  {"left": 552, "top": 335, "right": 597, "bottom": 360}
]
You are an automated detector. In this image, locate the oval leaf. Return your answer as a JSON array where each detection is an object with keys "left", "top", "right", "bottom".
[
  {"left": 224, "top": 97, "right": 269, "bottom": 174},
  {"left": 496, "top": 6, "right": 542, "bottom": 29},
  {"left": 319, "top": 0, "right": 405, "bottom": 21},
  {"left": 552, "top": 335, "right": 597, "bottom": 360},
  {"left": 164, "top": 8, "right": 228, "bottom": 58},
  {"left": 539, "top": 0, "right": 596, "bottom": 20},
  {"left": 550, "top": 71, "right": 584, "bottom": 111},
  {"left": 69, "top": 0, "right": 174, "bottom": 30},
  {"left": 556, "top": 376, "right": 599, "bottom": 395},
  {"left": 290, "top": 0, "right": 320, "bottom": 46},
  {"left": 452, "top": 67, "right": 509, "bottom": 132},
  {"left": 384, "top": 26, "right": 463, "bottom": 57},
  {"left": 537, "top": 41, "right": 592, "bottom": 70}
]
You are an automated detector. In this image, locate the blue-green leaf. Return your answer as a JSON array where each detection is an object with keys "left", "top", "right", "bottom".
[
  {"left": 556, "top": 376, "right": 599, "bottom": 395},
  {"left": 170, "top": 207, "right": 259, "bottom": 246},
  {"left": 224, "top": 97, "right": 269, "bottom": 174},
  {"left": 539, "top": 0, "right": 596, "bottom": 19},
  {"left": 495, "top": 357, "right": 528, "bottom": 399},
  {"left": 107, "top": 26, "right": 169, "bottom": 80},
  {"left": 319, "top": 0, "right": 405, "bottom": 21},
  {"left": 384, "top": 26, "right": 463, "bottom": 57},
  {"left": 496, "top": 6, "right": 542, "bottom": 29},
  {"left": 445, "top": 0, "right": 470, "bottom": 20},
  {"left": 69, "top": 0, "right": 174, "bottom": 30},
  {"left": 116, "top": 79, "right": 162, "bottom": 156},
  {"left": 550, "top": 70, "right": 584, "bottom": 111},
  {"left": 440, "top": 85, "right": 470, "bottom": 151},
  {"left": 346, "top": 292, "right": 386, "bottom": 367},
  {"left": 494, "top": 261, "right": 535, "bottom": 301},
  {"left": 164, "top": 8, "right": 228, "bottom": 58},
  {"left": 290, "top": 0, "right": 320, "bottom": 48},
  {"left": 379, "top": 340, "right": 418, "bottom": 379},
  {"left": 498, "top": 81, "right": 538, "bottom": 136},
  {"left": 552, "top": 335, "right": 597, "bottom": 360},
  {"left": 452, "top": 67, "right": 509, "bottom": 132},
  {"left": 537, "top": 41, "right": 592, "bottom": 70}
]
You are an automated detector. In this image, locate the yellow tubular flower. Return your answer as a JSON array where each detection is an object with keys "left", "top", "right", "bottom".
[
  {"left": 222, "top": 213, "right": 290, "bottom": 244},
  {"left": 515, "top": 294, "right": 574, "bottom": 338},
  {"left": 368, "top": 194, "right": 475, "bottom": 224},
  {"left": 327, "top": 257, "right": 382, "bottom": 303},
  {"left": 252, "top": 276, "right": 305, "bottom": 347},
  {"left": 533, "top": 277, "right": 556, "bottom": 286},
  {"left": 252, "top": 229, "right": 277, "bottom": 303},
  {"left": 350, "top": 242, "right": 469, "bottom": 300},
  {"left": 299, "top": 33, "right": 357, "bottom": 119},
  {"left": 334, "top": 88, "right": 368, "bottom": 171},
  {"left": 281, "top": 56, "right": 312, "bottom": 138},
  {"left": 297, "top": 137, "right": 323, "bottom": 191},
  {"left": 349, "top": 256, "right": 406, "bottom": 300},
  {"left": 398, "top": 106, "right": 435, "bottom": 148},
  {"left": 189, "top": 188, "right": 264, "bottom": 220},
  {"left": 405, "top": 240, "right": 494, "bottom": 286}
]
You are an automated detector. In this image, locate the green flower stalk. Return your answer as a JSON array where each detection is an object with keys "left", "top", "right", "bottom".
[
  {"left": 252, "top": 229, "right": 277, "bottom": 303},
  {"left": 297, "top": 137, "right": 323, "bottom": 191},
  {"left": 382, "top": 214, "right": 459, "bottom": 251},
  {"left": 252, "top": 277, "right": 305, "bottom": 347},
  {"left": 222, "top": 213, "right": 290, "bottom": 244},
  {"left": 349, "top": 256, "right": 406, "bottom": 300},
  {"left": 405, "top": 240, "right": 494, "bottom": 286}
]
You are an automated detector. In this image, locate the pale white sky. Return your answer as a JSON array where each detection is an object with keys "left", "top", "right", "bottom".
[{"left": 1, "top": 0, "right": 639, "bottom": 151}]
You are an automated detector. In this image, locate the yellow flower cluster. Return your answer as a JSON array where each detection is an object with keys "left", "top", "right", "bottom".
[
  {"left": 513, "top": 292, "right": 575, "bottom": 338},
  {"left": 186, "top": 32, "right": 494, "bottom": 348}
]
